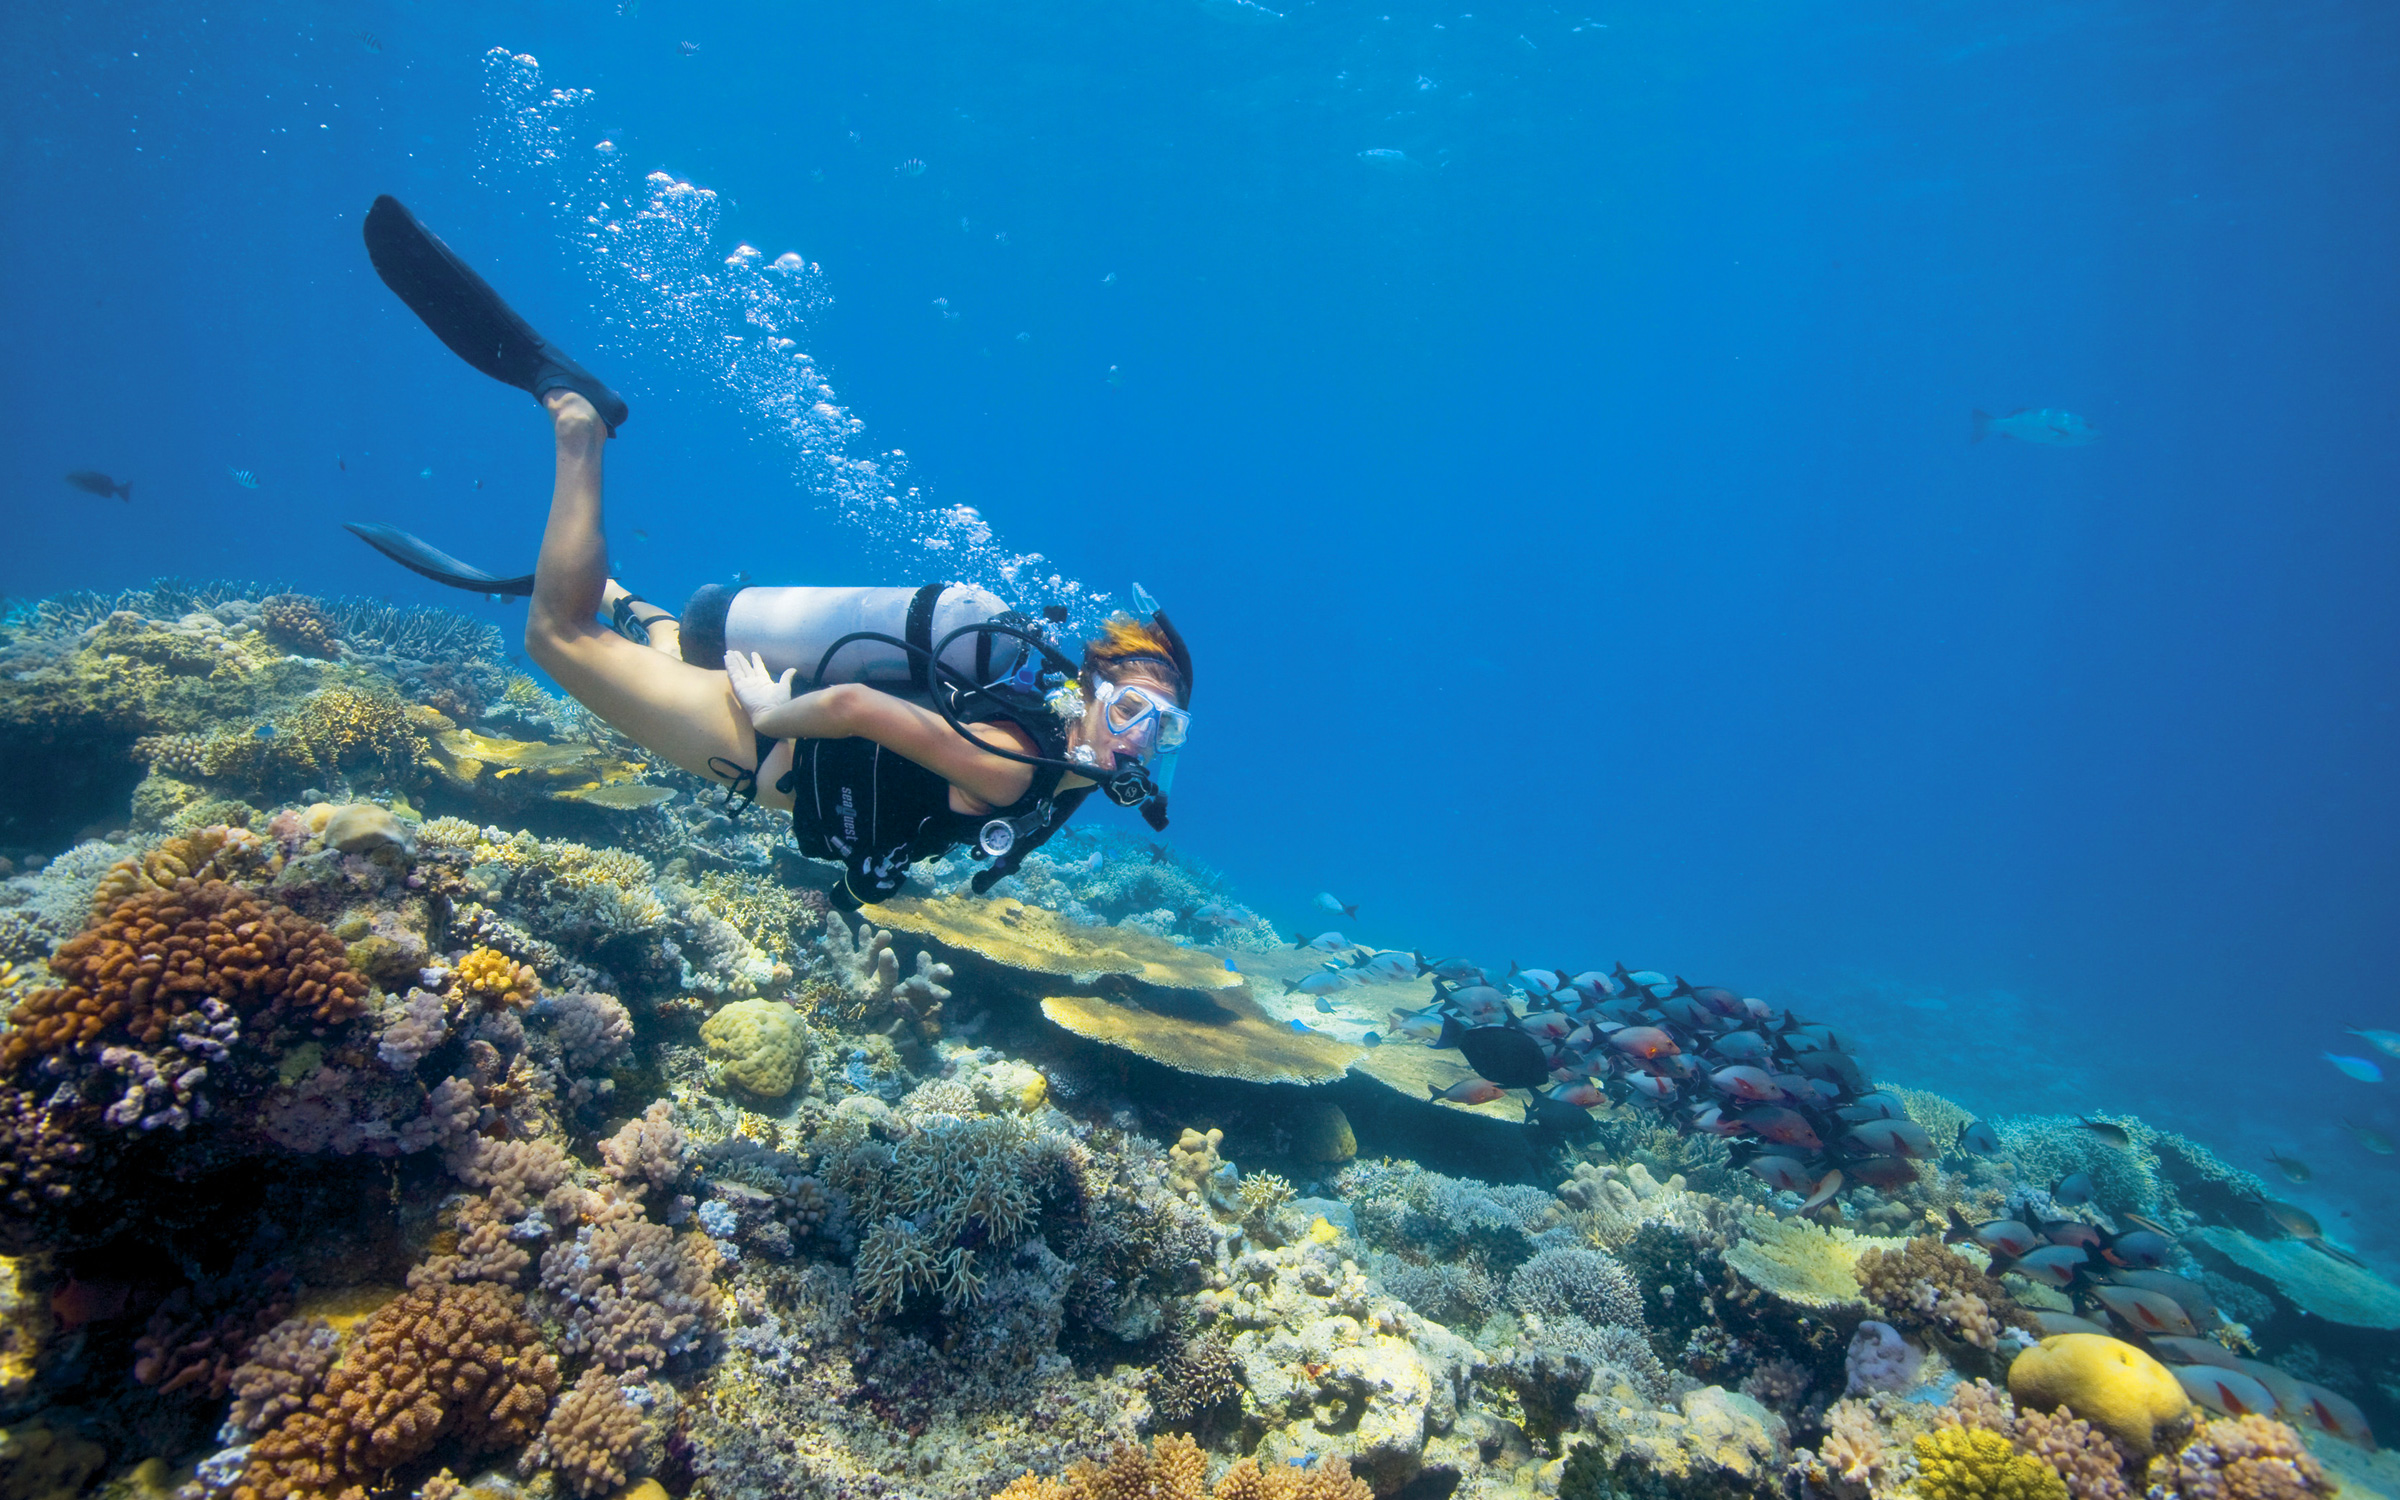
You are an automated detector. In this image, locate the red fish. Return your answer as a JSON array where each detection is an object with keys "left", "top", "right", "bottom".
[
  {"left": 1737, "top": 1107, "right": 1822, "bottom": 1151},
  {"left": 1710, "top": 1066, "right": 1781, "bottom": 1102},
  {"left": 1549, "top": 1081, "right": 1607, "bottom": 1108},
  {"left": 1428, "top": 1078, "right": 1505, "bottom": 1105},
  {"left": 1609, "top": 1026, "right": 1679, "bottom": 1060},
  {"left": 2091, "top": 1284, "right": 2196, "bottom": 1337},
  {"left": 2172, "top": 1366, "right": 2275, "bottom": 1419}
]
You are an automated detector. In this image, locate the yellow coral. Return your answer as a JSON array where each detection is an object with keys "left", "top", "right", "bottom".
[
  {"left": 1723, "top": 1212, "right": 1903, "bottom": 1308},
  {"left": 2009, "top": 1334, "right": 2190, "bottom": 1459},
  {"left": 699, "top": 1000, "right": 809, "bottom": 1098},
  {"left": 1916, "top": 1427, "right": 2071, "bottom": 1500},
  {"left": 456, "top": 946, "right": 542, "bottom": 1008}
]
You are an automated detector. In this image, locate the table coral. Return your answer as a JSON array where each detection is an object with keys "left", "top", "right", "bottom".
[
  {"left": 3, "top": 876, "right": 368, "bottom": 1071},
  {"left": 2155, "top": 1415, "right": 2334, "bottom": 1500},
  {"left": 233, "top": 1281, "right": 560, "bottom": 1500},
  {"left": 1915, "top": 1425, "right": 2071, "bottom": 1500},
  {"left": 1722, "top": 1213, "right": 1891, "bottom": 1310}
]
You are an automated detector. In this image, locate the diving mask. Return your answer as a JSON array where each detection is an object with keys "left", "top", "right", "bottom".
[{"left": 1091, "top": 678, "right": 1188, "bottom": 792}]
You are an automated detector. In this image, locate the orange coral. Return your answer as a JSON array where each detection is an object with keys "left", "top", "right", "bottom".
[
  {"left": 456, "top": 947, "right": 541, "bottom": 1009},
  {"left": 3, "top": 878, "right": 369, "bottom": 1070},
  {"left": 233, "top": 1281, "right": 559, "bottom": 1500},
  {"left": 992, "top": 1436, "right": 1372, "bottom": 1500},
  {"left": 1856, "top": 1235, "right": 2023, "bottom": 1346},
  {"left": 86, "top": 826, "right": 273, "bottom": 917}
]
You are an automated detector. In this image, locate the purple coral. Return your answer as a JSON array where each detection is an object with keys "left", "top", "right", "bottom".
[{"left": 377, "top": 988, "right": 451, "bottom": 1072}]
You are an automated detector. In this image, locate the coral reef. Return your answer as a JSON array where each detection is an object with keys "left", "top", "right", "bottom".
[
  {"left": 1915, "top": 1425, "right": 2071, "bottom": 1500},
  {"left": 992, "top": 1433, "right": 1372, "bottom": 1500},
  {"left": 2154, "top": 1415, "right": 2333, "bottom": 1500},
  {"left": 2008, "top": 1334, "right": 2191, "bottom": 1459}
]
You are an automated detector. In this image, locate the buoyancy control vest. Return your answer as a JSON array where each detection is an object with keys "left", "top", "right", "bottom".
[{"left": 679, "top": 582, "right": 1086, "bottom": 910}]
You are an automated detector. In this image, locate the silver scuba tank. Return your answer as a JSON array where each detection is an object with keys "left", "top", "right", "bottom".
[{"left": 701, "top": 582, "right": 1032, "bottom": 694}]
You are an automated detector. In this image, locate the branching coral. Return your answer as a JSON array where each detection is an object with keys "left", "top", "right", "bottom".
[
  {"left": 137, "top": 684, "right": 438, "bottom": 791},
  {"left": 1915, "top": 1425, "right": 2071, "bottom": 1500},
  {"left": 824, "top": 1112, "right": 1057, "bottom": 1315},
  {"left": 1149, "top": 1332, "right": 1243, "bottom": 1427},
  {"left": 524, "top": 1366, "right": 646, "bottom": 1498},
  {"left": 456, "top": 946, "right": 542, "bottom": 1008},
  {"left": 539, "top": 1213, "right": 720, "bottom": 1372},
  {"left": 3, "top": 877, "right": 368, "bottom": 1072},
  {"left": 233, "top": 1282, "right": 560, "bottom": 1500},
  {"left": 1508, "top": 1245, "right": 1644, "bottom": 1328},
  {"left": 992, "top": 1434, "right": 1372, "bottom": 1500},
  {"left": 815, "top": 914, "right": 952, "bottom": 1029},
  {"left": 600, "top": 1100, "right": 686, "bottom": 1199},
  {"left": 0, "top": 1084, "right": 100, "bottom": 1251},
  {"left": 227, "top": 1316, "right": 343, "bottom": 1435},
  {"left": 261, "top": 595, "right": 338, "bottom": 659},
  {"left": 2154, "top": 1416, "right": 2332, "bottom": 1500},
  {"left": 2015, "top": 1408, "right": 2132, "bottom": 1500},
  {"left": 131, "top": 1270, "right": 294, "bottom": 1400},
  {"left": 1856, "top": 1235, "right": 2022, "bottom": 1348}
]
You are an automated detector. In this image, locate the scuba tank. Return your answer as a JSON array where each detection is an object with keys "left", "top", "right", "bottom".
[{"left": 679, "top": 581, "right": 1036, "bottom": 695}]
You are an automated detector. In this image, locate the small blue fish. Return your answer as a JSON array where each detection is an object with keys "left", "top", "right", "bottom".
[
  {"left": 1314, "top": 997, "right": 1334, "bottom": 1014},
  {"left": 1972, "top": 407, "right": 2098, "bottom": 445},
  {"left": 1361, "top": 1031, "right": 1381, "bottom": 1047},
  {"left": 2325, "top": 1053, "right": 2384, "bottom": 1083},
  {"left": 1288, "top": 1019, "right": 1313, "bottom": 1034},
  {"left": 227, "top": 467, "right": 259, "bottom": 489},
  {"left": 1223, "top": 958, "right": 1239, "bottom": 973},
  {"left": 253, "top": 723, "right": 275, "bottom": 738}
]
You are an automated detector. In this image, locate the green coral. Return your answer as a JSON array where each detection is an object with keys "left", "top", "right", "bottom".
[
  {"left": 1915, "top": 1426, "right": 2071, "bottom": 1500},
  {"left": 698, "top": 1000, "right": 809, "bottom": 1098},
  {"left": 134, "top": 682, "right": 439, "bottom": 791}
]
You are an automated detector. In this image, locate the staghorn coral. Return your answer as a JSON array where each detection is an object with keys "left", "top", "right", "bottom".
[
  {"left": 3, "top": 877, "right": 368, "bottom": 1072},
  {"left": 1508, "top": 1245, "right": 1644, "bottom": 1328},
  {"left": 1916, "top": 1425, "right": 2071, "bottom": 1500},
  {"left": 823, "top": 1112, "right": 1057, "bottom": 1315},
  {"left": 2015, "top": 1407, "right": 2132, "bottom": 1500},
  {"left": 1149, "top": 1331, "right": 1243, "bottom": 1428},
  {"left": 991, "top": 1433, "right": 1372, "bottom": 1500},
  {"left": 524, "top": 1366, "right": 646, "bottom": 1498},
  {"left": 2154, "top": 1415, "right": 2333, "bottom": 1500},
  {"left": 226, "top": 1316, "right": 343, "bottom": 1435},
  {"left": 233, "top": 1281, "right": 559, "bottom": 1500},
  {"left": 456, "top": 945, "right": 542, "bottom": 1008}
]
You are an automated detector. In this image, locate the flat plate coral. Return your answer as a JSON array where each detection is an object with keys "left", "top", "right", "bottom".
[
  {"left": 1343, "top": 1035, "right": 1524, "bottom": 1122},
  {"left": 2186, "top": 1226, "right": 2400, "bottom": 1330},
  {"left": 1039, "top": 992, "right": 1359, "bottom": 1084},
  {"left": 866, "top": 896, "right": 1242, "bottom": 992}
]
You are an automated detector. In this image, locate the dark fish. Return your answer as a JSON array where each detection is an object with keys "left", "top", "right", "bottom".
[
  {"left": 1524, "top": 1091, "right": 1599, "bottom": 1141},
  {"left": 1361, "top": 1031, "right": 1381, "bottom": 1047},
  {"left": 1845, "top": 1155, "right": 1919, "bottom": 1190},
  {"left": 1836, "top": 1092, "right": 1906, "bottom": 1122},
  {"left": 2053, "top": 1172, "right": 2095, "bottom": 1207},
  {"left": 2340, "top": 1119, "right": 2394, "bottom": 1155},
  {"left": 1436, "top": 1018, "right": 1551, "bottom": 1089},
  {"left": 2078, "top": 1117, "right": 2133, "bottom": 1147},
  {"left": 1959, "top": 1119, "right": 2002, "bottom": 1154},
  {"left": 2255, "top": 1198, "right": 2323, "bottom": 1241},
  {"left": 2265, "top": 1150, "right": 2311, "bottom": 1184},
  {"left": 1746, "top": 1156, "right": 1814, "bottom": 1192},
  {"left": 65, "top": 469, "right": 132, "bottom": 501}
]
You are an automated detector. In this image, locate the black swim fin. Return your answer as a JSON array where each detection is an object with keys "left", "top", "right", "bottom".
[
  {"left": 345, "top": 521, "right": 535, "bottom": 597},
  {"left": 363, "top": 195, "right": 629, "bottom": 434}
]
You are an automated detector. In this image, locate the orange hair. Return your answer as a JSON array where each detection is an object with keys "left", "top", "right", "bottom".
[{"left": 1082, "top": 614, "right": 1186, "bottom": 703}]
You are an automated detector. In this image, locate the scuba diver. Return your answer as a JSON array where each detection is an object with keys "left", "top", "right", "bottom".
[{"left": 351, "top": 195, "right": 1191, "bottom": 910}]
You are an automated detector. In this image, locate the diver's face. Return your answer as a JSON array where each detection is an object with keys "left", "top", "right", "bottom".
[{"left": 1071, "top": 665, "right": 1183, "bottom": 770}]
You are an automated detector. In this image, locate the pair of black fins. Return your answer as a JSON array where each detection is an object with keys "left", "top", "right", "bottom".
[{"left": 348, "top": 194, "right": 630, "bottom": 597}]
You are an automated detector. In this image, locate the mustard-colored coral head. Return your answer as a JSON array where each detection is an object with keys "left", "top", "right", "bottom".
[
  {"left": 1913, "top": 1427, "right": 2069, "bottom": 1500},
  {"left": 456, "top": 946, "right": 541, "bottom": 1008},
  {"left": 2008, "top": 1332, "right": 2191, "bottom": 1459}
]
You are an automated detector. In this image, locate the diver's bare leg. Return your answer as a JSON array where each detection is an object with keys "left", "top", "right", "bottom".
[{"left": 524, "top": 393, "right": 784, "bottom": 797}]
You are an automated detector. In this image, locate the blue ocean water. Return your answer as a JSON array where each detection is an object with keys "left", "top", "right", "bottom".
[{"left": 3, "top": 0, "right": 2395, "bottom": 1262}]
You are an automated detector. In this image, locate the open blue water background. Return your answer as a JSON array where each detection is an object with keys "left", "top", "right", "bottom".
[{"left": 3, "top": 2, "right": 2396, "bottom": 1257}]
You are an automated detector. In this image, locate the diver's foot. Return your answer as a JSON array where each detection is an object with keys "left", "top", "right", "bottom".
[{"left": 546, "top": 388, "right": 607, "bottom": 442}]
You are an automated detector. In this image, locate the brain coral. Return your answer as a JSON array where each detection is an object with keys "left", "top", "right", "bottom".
[
  {"left": 3, "top": 877, "right": 368, "bottom": 1071},
  {"left": 233, "top": 1281, "right": 559, "bottom": 1500},
  {"left": 2009, "top": 1334, "right": 2191, "bottom": 1459},
  {"left": 698, "top": 999, "right": 808, "bottom": 1098},
  {"left": 1915, "top": 1425, "right": 2071, "bottom": 1500}
]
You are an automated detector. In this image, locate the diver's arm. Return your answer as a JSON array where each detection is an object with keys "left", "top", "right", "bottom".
[{"left": 729, "top": 657, "right": 1038, "bottom": 808}]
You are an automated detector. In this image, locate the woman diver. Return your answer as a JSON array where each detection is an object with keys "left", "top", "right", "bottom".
[{"left": 351, "top": 195, "right": 1192, "bottom": 910}]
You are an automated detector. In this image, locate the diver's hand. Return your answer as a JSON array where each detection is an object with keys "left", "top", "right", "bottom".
[{"left": 725, "top": 650, "right": 797, "bottom": 723}]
